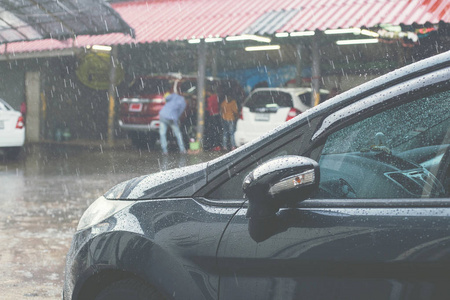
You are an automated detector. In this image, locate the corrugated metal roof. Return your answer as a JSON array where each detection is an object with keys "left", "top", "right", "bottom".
[
  {"left": 244, "top": 8, "right": 300, "bottom": 35},
  {"left": 280, "top": 0, "right": 450, "bottom": 32},
  {"left": 0, "top": 0, "right": 133, "bottom": 44},
  {"left": 2, "top": 0, "right": 450, "bottom": 54}
]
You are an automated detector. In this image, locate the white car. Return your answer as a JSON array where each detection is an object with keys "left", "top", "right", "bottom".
[
  {"left": 235, "top": 87, "right": 329, "bottom": 146},
  {"left": 0, "top": 98, "right": 25, "bottom": 159}
]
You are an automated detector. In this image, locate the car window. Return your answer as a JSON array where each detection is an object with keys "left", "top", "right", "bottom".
[
  {"left": 129, "top": 78, "right": 172, "bottom": 95},
  {"left": 179, "top": 80, "right": 197, "bottom": 94},
  {"left": 298, "top": 92, "right": 312, "bottom": 106},
  {"left": 0, "top": 99, "right": 11, "bottom": 111},
  {"left": 315, "top": 88, "right": 450, "bottom": 199},
  {"left": 245, "top": 91, "right": 293, "bottom": 109}
]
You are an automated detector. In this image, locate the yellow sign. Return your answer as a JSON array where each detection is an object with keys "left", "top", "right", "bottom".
[{"left": 76, "top": 52, "right": 124, "bottom": 90}]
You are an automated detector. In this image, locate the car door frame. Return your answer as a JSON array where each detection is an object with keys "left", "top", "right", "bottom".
[{"left": 213, "top": 64, "right": 450, "bottom": 300}]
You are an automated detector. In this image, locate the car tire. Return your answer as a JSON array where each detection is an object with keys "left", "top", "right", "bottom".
[
  {"left": 130, "top": 132, "right": 146, "bottom": 148},
  {"left": 4, "top": 147, "right": 22, "bottom": 160},
  {"left": 95, "top": 278, "right": 165, "bottom": 300}
]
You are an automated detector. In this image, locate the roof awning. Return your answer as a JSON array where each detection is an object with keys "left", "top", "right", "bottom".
[
  {"left": 1, "top": 0, "right": 450, "bottom": 55},
  {"left": 112, "top": 0, "right": 450, "bottom": 42},
  {"left": 0, "top": 0, "right": 134, "bottom": 44}
]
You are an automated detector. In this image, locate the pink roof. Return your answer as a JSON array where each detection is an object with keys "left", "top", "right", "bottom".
[{"left": 2, "top": 0, "right": 449, "bottom": 54}]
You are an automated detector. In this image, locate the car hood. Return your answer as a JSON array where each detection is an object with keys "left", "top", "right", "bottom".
[{"left": 104, "top": 162, "right": 208, "bottom": 200}]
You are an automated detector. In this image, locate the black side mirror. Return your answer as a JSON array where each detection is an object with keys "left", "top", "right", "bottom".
[{"left": 243, "top": 155, "right": 319, "bottom": 219}]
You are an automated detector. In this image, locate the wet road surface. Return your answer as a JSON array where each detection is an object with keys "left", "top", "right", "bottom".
[{"left": 0, "top": 142, "right": 223, "bottom": 299}]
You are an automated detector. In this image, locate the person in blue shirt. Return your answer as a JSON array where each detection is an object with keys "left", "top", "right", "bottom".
[{"left": 159, "top": 91, "right": 187, "bottom": 154}]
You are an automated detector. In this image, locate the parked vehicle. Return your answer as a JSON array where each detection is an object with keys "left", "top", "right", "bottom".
[
  {"left": 235, "top": 87, "right": 329, "bottom": 146},
  {"left": 0, "top": 98, "right": 25, "bottom": 159},
  {"left": 64, "top": 51, "right": 450, "bottom": 300},
  {"left": 118, "top": 74, "right": 195, "bottom": 148},
  {"left": 118, "top": 74, "right": 244, "bottom": 148}
]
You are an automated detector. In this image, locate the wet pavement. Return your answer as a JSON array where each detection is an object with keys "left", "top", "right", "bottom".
[{"left": 0, "top": 140, "right": 223, "bottom": 299}]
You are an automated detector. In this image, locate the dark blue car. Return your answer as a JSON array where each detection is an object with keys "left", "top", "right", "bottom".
[{"left": 64, "top": 51, "right": 450, "bottom": 300}]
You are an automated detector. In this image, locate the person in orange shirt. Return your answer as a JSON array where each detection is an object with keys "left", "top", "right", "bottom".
[{"left": 220, "top": 94, "right": 239, "bottom": 151}]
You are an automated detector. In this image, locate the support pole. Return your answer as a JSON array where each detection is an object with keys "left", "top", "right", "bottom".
[
  {"left": 196, "top": 40, "right": 207, "bottom": 150},
  {"left": 25, "top": 71, "right": 41, "bottom": 142},
  {"left": 295, "top": 44, "right": 303, "bottom": 87},
  {"left": 311, "top": 35, "right": 321, "bottom": 107},
  {"left": 211, "top": 48, "right": 218, "bottom": 78},
  {"left": 107, "top": 45, "right": 118, "bottom": 147}
]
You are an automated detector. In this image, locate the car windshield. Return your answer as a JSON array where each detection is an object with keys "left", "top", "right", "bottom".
[
  {"left": 0, "top": 99, "right": 12, "bottom": 111},
  {"left": 297, "top": 92, "right": 312, "bottom": 106},
  {"left": 245, "top": 91, "right": 292, "bottom": 109},
  {"left": 128, "top": 78, "right": 172, "bottom": 95},
  {"left": 179, "top": 80, "right": 197, "bottom": 94}
]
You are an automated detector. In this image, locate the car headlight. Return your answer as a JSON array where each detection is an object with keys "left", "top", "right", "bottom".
[{"left": 77, "top": 196, "right": 135, "bottom": 231}]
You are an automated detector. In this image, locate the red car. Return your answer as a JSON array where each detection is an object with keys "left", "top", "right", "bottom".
[
  {"left": 119, "top": 74, "right": 196, "bottom": 148},
  {"left": 119, "top": 74, "right": 244, "bottom": 148}
]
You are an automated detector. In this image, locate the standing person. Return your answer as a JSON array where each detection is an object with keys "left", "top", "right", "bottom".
[
  {"left": 205, "top": 88, "right": 221, "bottom": 151},
  {"left": 159, "top": 90, "right": 187, "bottom": 154},
  {"left": 220, "top": 94, "right": 239, "bottom": 151},
  {"left": 20, "top": 101, "right": 26, "bottom": 125}
]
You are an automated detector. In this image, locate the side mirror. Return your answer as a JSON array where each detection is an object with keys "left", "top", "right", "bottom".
[{"left": 243, "top": 155, "right": 319, "bottom": 219}]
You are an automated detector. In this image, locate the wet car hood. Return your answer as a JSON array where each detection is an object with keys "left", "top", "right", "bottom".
[{"left": 104, "top": 162, "right": 209, "bottom": 200}]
